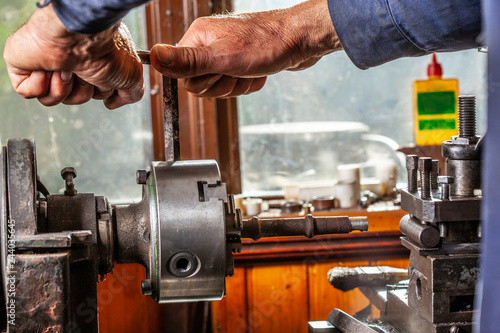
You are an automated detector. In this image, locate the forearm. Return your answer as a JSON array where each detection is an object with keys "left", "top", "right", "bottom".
[{"left": 328, "top": 0, "right": 482, "bottom": 69}]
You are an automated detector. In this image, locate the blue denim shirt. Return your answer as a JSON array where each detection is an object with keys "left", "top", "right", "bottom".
[
  {"left": 52, "top": 0, "right": 149, "bottom": 34},
  {"left": 327, "top": 0, "right": 482, "bottom": 69}
]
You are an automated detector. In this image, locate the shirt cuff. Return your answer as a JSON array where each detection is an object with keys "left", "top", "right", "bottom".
[
  {"left": 51, "top": 0, "right": 149, "bottom": 34},
  {"left": 327, "top": 0, "right": 481, "bottom": 69}
]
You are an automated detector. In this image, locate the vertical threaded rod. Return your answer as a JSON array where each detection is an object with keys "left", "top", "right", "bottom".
[
  {"left": 406, "top": 155, "right": 419, "bottom": 193},
  {"left": 458, "top": 95, "right": 476, "bottom": 138},
  {"left": 431, "top": 160, "right": 439, "bottom": 190},
  {"left": 419, "top": 158, "right": 432, "bottom": 200}
]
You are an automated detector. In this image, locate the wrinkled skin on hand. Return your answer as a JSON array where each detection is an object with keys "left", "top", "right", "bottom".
[
  {"left": 150, "top": 0, "right": 341, "bottom": 98},
  {"left": 3, "top": 4, "right": 144, "bottom": 109}
]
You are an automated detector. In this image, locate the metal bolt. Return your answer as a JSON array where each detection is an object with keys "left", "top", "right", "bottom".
[
  {"left": 61, "top": 167, "right": 77, "bottom": 196},
  {"left": 406, "top": 155, "right": 419, "bottom": 193},
  {"left": 136, "top": 169, "right": 148, "bottom": 185},
  {"left": 418, "top": 158, "right": 432, "bottom": 200},
  {"left": 438, "top": 176, "right": 454, "bottom": 200},
  {"left": 38, "top": 200, "right": 48, "bottom": 219},
  {"left": 439, "top": 223, "right": 449, "bottom": 237},
  {"left": 450, "top": 325, "right": 461, "bottom": 333},
  {"left": 431, "top": 160, "right": 439, "bottom": 190},
  {"left": 141, "top": 279, "right": 153, "bottom": 296},
  {"left": 458, "top": 95, "right": 476, "bottom": 138}
]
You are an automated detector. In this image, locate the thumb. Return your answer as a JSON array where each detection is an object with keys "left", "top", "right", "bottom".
[{"left": 150, "top": 44, "right": 216, "bottom": 78}]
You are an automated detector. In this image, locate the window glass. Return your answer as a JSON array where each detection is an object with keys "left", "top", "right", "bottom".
[
  {"left": 0, "top": 4, "right": 152, "bottom": 203},
  {"left": 234, "top": 0, "right": 487, "bottom": 195}
]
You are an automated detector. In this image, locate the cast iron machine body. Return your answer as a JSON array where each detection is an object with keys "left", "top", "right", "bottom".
[
  {"left": 313, "top": 95, "right": 482, "bottom": 333},
  {"left": 0, "top": 52, "right": 368, "bottom": 332}
]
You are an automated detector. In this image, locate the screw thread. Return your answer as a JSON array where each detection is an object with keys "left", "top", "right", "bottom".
[
  {"left": 408, "top": 170, "right": 418, "bottom": 192},
  {"left": 458, "top": 95, "right": 476, "bottom": 138},
  {"left": 420, "top": 170, "right": 431, "bottom": 199},
  {"left": 431, "top": 160, "right": 439, "bottom": 190}
]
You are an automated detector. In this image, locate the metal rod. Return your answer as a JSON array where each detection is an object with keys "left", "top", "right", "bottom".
[
  {"left": 163, "top": 76, "right": 180, "bottom": 163},
  {"left": 138, "top": 50, "right": 180, "bottom": 163},
  {"left": 241, "top": 214, "right": 368, "bottom": 241}
]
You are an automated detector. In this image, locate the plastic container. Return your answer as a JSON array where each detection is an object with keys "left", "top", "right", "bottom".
[{"left": 413, "top": 54, "right": 459, "bottom": 145}]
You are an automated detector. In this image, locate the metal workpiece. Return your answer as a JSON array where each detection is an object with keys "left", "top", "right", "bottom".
[
  {"left": 328, "top": 266, "right": 408, "bottom": 292},
  {"left": 458, "top": 95, "right": 476, "bottom": 138},
  {"left": 419, "top": 158, "right": 432, "bottom": 200},
  {"left": 241, "top": 214, "right": 368, "bottom": 241},
  {"left": 406, "top": 155, "right": 419, "bottom": 193},
  {"left": 399, "top": 215, "right": 440, "bottom": 248}
]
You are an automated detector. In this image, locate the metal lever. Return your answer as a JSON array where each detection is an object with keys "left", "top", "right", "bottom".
[{"left": 138, "top": 50, "right": 180, "bottom": 163}]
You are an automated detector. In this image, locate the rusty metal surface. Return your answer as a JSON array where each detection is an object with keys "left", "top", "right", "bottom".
[
  {"left": 46, "top": 194, "right": 97, "bottom": 243},
  {"left": 15, "top": 231, "right": 92, "bottom": 249},
  {"left": 241, "top": 214, "right": 368, "bottom": 241},
  {"left": 328, "top": 266, "right": 408, "bottom": 292},
  {"left": 6, "top": 138, "right": 37, "bottom": 235},
  {"left": 385, "top": 287, "right": 472, "bottom": 333},
  {"left": 403, "top": 238, "right": 478, "bottom": 324},
  {"left": 163, "top": 77, "right": 180, "bottom": 163},
  {"left": 399, "top": 215, "right": 440, "bottom": 248},
  {"left": 114, "top": 200, "right": 150, "bottom": 268},
  {"left": 96, "top": 196, "right": 114, "bottom": 275},
  {"left": 13, "top": 253, "right": 69, "bottom": 332},
  {"left": 400, "top": 189, "right": 481, "bottom": 223}
]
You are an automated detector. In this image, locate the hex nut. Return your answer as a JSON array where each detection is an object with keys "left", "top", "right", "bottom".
[
  {"left": 136, "top": 169, "right": 148, "bottom": 185},
  {"left": 438, "top": 176, "right": 455, "bottom": 184},
  {"left": 141, "top": 280, "right": 153, "bottom": 296},
  {"left": 61, "top": 167, "right": 77, "bottom": 179}
]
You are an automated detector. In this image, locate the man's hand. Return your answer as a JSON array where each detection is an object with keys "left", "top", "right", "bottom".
[
  {"left": 150, "top": 0, "right": 341, "bottom": 98},
  {"left": 3, "top": 4, "right": 144, "bottom": 109}
]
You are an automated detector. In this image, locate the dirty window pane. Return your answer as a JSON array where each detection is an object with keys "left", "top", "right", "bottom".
[
  {"left": 0, "top": 4, "right": 152, "bottom": 203},
  {"left": 234, "top": 0, "right": 487, "bottom": 195}
]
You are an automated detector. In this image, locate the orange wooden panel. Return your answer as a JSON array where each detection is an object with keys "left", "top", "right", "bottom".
[
  {"left": 98, "top": 264, "right": 165, "bottom": 333},
  {"left": 308, "top": 259, "right": 371, "bottom": 321},
  {"left": 212, "top": 267, "right": 248, "bottom": 333},
  {"left": 245, "top": 264, "right": 309, "bottom": 333},
  {"left": 308, "top": 257, "right": 409, "bottom": 322}
]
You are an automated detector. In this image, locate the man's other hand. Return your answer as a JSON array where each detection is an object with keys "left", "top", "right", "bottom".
[{"left": 3, "top": 4, "right": 144, "bottom": 109}]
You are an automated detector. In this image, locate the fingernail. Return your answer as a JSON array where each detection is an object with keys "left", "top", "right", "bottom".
[
  {"left": 207, "top": 74, "right": 223, "bottom": 87},
  {"left": 61, "top": 71, "right": 73, "bottom": 83},
  {"left": 155, "top": 45, "right": 173, "bottom": 66}
]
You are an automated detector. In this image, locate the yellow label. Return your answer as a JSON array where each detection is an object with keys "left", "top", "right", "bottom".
[{"left": 413, "top": 78, "right": 459, "bottom": 145}]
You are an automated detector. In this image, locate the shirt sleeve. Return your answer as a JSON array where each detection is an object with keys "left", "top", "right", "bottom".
[
  {"left": 327, "top": 0, "right": 482, "bottom": 69},
  {"left": 51, "top": 0, "right": 150, "bottom": 34}
]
